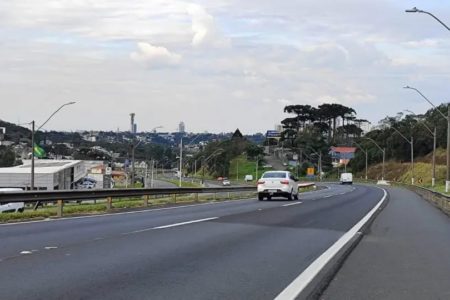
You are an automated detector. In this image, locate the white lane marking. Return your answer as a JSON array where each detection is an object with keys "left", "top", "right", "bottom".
[
  {"left": 323, "top": 195, "right": 333, "bottom": 198},
  {"left": 275, "top": 188, "right": 387, "bottom": 300},
  {"left": 124, "top": 217, "right": 218, "bottom": 235},
  {"left": 44, "top": 246, "right": 58, "bottom": 250},
  {"left": 282, "top": 202, "right": 303, "bottom": 207},
  {"left": 20, "top": 251, "right": 32, "bottom": 255},
  {"left": 0, "top": 198, "right": 253, "bottom": 227}
]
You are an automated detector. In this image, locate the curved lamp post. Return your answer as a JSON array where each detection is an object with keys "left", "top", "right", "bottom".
[
  {"left": 404, "top": 85, "right": 450, "bottom": 191},
  {"left": 405, "top": 7, "right": 450, "bottom": 31},
  {"left": 31, "top": 101, "right": 76, "bottom": 190},
  {"left": 364, "top": 137, "right": 385, "bottom": 181}
]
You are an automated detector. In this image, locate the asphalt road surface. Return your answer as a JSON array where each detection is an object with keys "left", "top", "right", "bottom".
[
  {"left": 322, "top": 186, "right": 450, "bottom": 300},
  {"left": 1, "top": 184, "right": 384, "bottom": 300}
]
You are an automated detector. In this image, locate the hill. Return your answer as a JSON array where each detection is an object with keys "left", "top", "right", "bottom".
[{"left": 0, "top": 119, "right": 31, "bottom": 143}]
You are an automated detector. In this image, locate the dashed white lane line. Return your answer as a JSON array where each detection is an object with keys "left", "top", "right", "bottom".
[
  {"left": 0, "top": 198, "right": 250, "bottom": 227},
  {"left": 44, "top": 246, "right": 58, "bottom": 250},
  {"left": 20, "top": 251, "right": 32, "bottom": 255},
  {"left": 275, "top": 188, "right": 388, "bottom": 300},
  {"left": 282, "top": 202, "right": 303, "bottom": 207},
  {"left": 123, "top": 217, "right": 219, "bottom": 235}
]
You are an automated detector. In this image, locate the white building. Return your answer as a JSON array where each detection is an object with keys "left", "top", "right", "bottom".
[{"left": 0, "top": 160, "right": 85, "bottom": 190}]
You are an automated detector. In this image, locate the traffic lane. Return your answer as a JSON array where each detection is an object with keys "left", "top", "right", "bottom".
[
  {"left": 0, "top": 184, "right": 353, "bottom": 260},
  {"left": 0, "top": 185, "right": 384, "bottom": 300},
  {"left": 322, "top": 186, "right": 450, "bottom": 300}
]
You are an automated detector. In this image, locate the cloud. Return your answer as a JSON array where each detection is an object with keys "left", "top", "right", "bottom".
[
  {"left": 130, "top": 42, "right": 181, "bottom": 67},
  {"left": 187, "top": 3, "right": 230, "bottom": 48}
]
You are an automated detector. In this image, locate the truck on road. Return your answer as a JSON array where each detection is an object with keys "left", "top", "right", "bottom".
[{"left": 340, "top": 172, "right": 353, "bottom": 185}]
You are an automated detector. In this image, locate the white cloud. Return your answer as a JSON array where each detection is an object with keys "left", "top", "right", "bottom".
[
  {"left": 130, "top": 42, "right": 181, "bottom": 67},
  {"left": 187, "top": 3, "right": 230, "bottom": 48}
]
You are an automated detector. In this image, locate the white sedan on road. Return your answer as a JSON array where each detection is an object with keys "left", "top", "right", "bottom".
[{"left": 257, "top": 171, "right": 299, "bottom": 201}]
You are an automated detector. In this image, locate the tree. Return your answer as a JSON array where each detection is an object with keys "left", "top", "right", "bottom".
[{"left": 0, "top": 146, "right": 17, "bottom": 167}]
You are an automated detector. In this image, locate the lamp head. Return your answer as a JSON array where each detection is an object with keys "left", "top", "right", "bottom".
[{"left": 405, "top": 7, "right": 419, "bottom": 13}]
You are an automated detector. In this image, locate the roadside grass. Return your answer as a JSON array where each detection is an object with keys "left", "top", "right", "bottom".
[
  {"left": 0, "top": 192, "right": 257, "bottom": 223},
  {"left": 229, "top": 155, "right": 272, "bottom": 182},
  {"left": 165, "top": 179, "right": 202, "bottom": 188}
]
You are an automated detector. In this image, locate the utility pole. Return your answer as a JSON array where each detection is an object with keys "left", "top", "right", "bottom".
[
  {"left": 255, "top": 157, "right": 259, "bottom": 181},
  {"left": 31, "top": 120, "right": 35, "bottom": 190},
  {"left": 179, "top": 138, "right": 183, "bottom": 188},
  {"left": 151, "top": 160, "right": 155, "bottom": 188},
  {"left": 447, "top": 106, "right": 450, "bottom": 192},
  {"left": 236, "top": 160, "right": 239, "bottom": 181}
]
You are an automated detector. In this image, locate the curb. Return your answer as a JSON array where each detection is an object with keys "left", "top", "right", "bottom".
[{"left": 297, "top": 188, "right": 390, "bottom": 300}]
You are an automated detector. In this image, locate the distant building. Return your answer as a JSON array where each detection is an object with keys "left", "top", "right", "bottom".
[
  {"left": 130, "top": 113, "right": 136, "bottom": 134},
  {"left": 274, "top": 124, "right": 283, "bottom": 132},
  {"left": 178, "top": 122, "right": 185, "bottom": 133},
  {"left": 0, "top": 160, "right": 85, "bottom": 190}
]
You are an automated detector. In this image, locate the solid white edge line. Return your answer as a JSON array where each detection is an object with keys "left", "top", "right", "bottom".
[
  {"left": 275, "top": 188, "right": 387, "bottom": 300},
  {"left": 282, "top": 202, "right": 303, "bottom": 207},
  {"left": 0, "top": 198, "right": 253, "bottom": 227}
]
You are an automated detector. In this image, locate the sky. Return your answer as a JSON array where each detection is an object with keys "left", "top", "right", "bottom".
[{"left": 0, "top": 0, "right": 449, "bottom": 134}]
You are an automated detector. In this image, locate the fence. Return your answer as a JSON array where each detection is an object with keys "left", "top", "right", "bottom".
[{"left": 0, "top": 186, "right": 256, "bottom": 217}]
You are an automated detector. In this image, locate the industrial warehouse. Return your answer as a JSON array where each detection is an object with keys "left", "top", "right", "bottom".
[{"left": 0, "top": 160, "right": 85, "bottom": 190}]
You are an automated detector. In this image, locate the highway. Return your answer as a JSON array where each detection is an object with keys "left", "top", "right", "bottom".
[{"left": 0, "top": 184, "right": 385, "bottom": 299}]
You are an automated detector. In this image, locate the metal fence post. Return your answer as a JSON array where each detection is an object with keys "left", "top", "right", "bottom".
[
  {"left": 57, "top": 200, "right": 63, "bottom": 218},
  {"left": 106, "top": 197, "right": 113, "bottom": 210}
]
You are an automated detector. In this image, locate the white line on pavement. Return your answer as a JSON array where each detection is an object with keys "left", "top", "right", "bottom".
[
  {"left": 0, "top": 198, "right": 252, "bottom": 227},
  {"left": 124, "top": 217, "right": 219, "bottom": 235},
  {"left": 275, "top": 188, "right": 387, "bottom": 300},
  {"left": 282, "top": 202, "right": 303, "bottom": 207}
]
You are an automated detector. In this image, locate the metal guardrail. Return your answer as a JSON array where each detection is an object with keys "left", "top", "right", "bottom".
[
  {"left": 0, "top": 186, "right": 256, "bottom": 204},
  {"left": 0, "top": 183, "right": 320, "bottom": 218}
]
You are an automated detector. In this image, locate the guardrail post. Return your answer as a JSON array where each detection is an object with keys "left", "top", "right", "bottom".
[
  {"left": 57, "top": 200, "right": 63, "bottom": 218},
  {"left": 195, "top": 193, "right": 199, "bottom": 202},
  {"left": 228, "top": 192, "right": 231, "bottom": 200},
  {"left": 173, "top": 194, "right": 177, "bottom": 203},
  {"left": 106, "top": 197, "right": 113, "bottom": 210},
  {"left": 143, "top": 195, "right": 149, "bottom": 207},
  {"left": 213, "top": 193, "right": 216, "bottom": 201}
]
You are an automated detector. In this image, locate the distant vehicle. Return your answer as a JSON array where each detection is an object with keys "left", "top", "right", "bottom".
[
  {"left": 257, "top": 171, "right": 299, "bottom": 201},
  {"left": 0, "top": 188, "right": 25, "bottom": 213},
  {"left": 263, "top": 164, "right": 272, "bottom": 168},
  {"left": 282, "top": 162, "right": 288, "bottom": 166},
  {"left": 222, "top": 179, "right": 231, "bottom": 186},
  {"left": 244, "top": 175, "right": 253, "bottom": 182},
  {"left": 217, "top": 177, "right": 224, "bottom": 181},
  {"left": 340, "top": 173, "right": 353, "bottom": 185},
  {"left": 79, "top": 182, "right": 96, "bottom": 189}
]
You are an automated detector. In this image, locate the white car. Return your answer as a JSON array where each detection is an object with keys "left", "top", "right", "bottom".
[
  {"left": 222, "top": 179, "right": 231, "bottom": 186},
  {"left": 257, "top": 171, "right": 299, "bottom": 201},
  {"left": 0, "top": 188, "right": 25, "bottom": 213}
]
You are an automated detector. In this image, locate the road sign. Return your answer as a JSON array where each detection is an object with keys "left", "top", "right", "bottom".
[
  {"left": 307, "top": 167, "right": 315, "bottom": 176},
  {"left": 266, "top": 130, "right": 281, "bottom": 138},
  {"left": 105, "top": 167, "right": 112, "bottom": 175}
]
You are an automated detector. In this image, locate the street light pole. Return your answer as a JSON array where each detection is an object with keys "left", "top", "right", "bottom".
[
  {"left": 390, "top": 126, "right": 415, "bottom": 185},
  {"left": 31, "top": 101, "right": 76, "bottom": 190},
  {"left": 179, "top": 138, "right": 183, "bottom": 187},
  {"left": 364, "top": 137, "right": 386, "bottom": 181},
  {"left": 31, "top": 120, "right": 35, "bottom": 190},
  {"left": 406, "top": 109, "right": 437, "bottom": 186},
  {"left": 405, "top": 7, "right": 450, "bottom": 31},
  {"left": 404, "top": 86, "right": 449, "bottom": 190},
  {"left": 353, "top": 141, "right": 368, "bottom": 180}
]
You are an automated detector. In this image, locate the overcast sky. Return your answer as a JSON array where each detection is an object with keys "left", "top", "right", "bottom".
[{"left": 0, "top": 0, "right": 449, "bottom": 134}]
